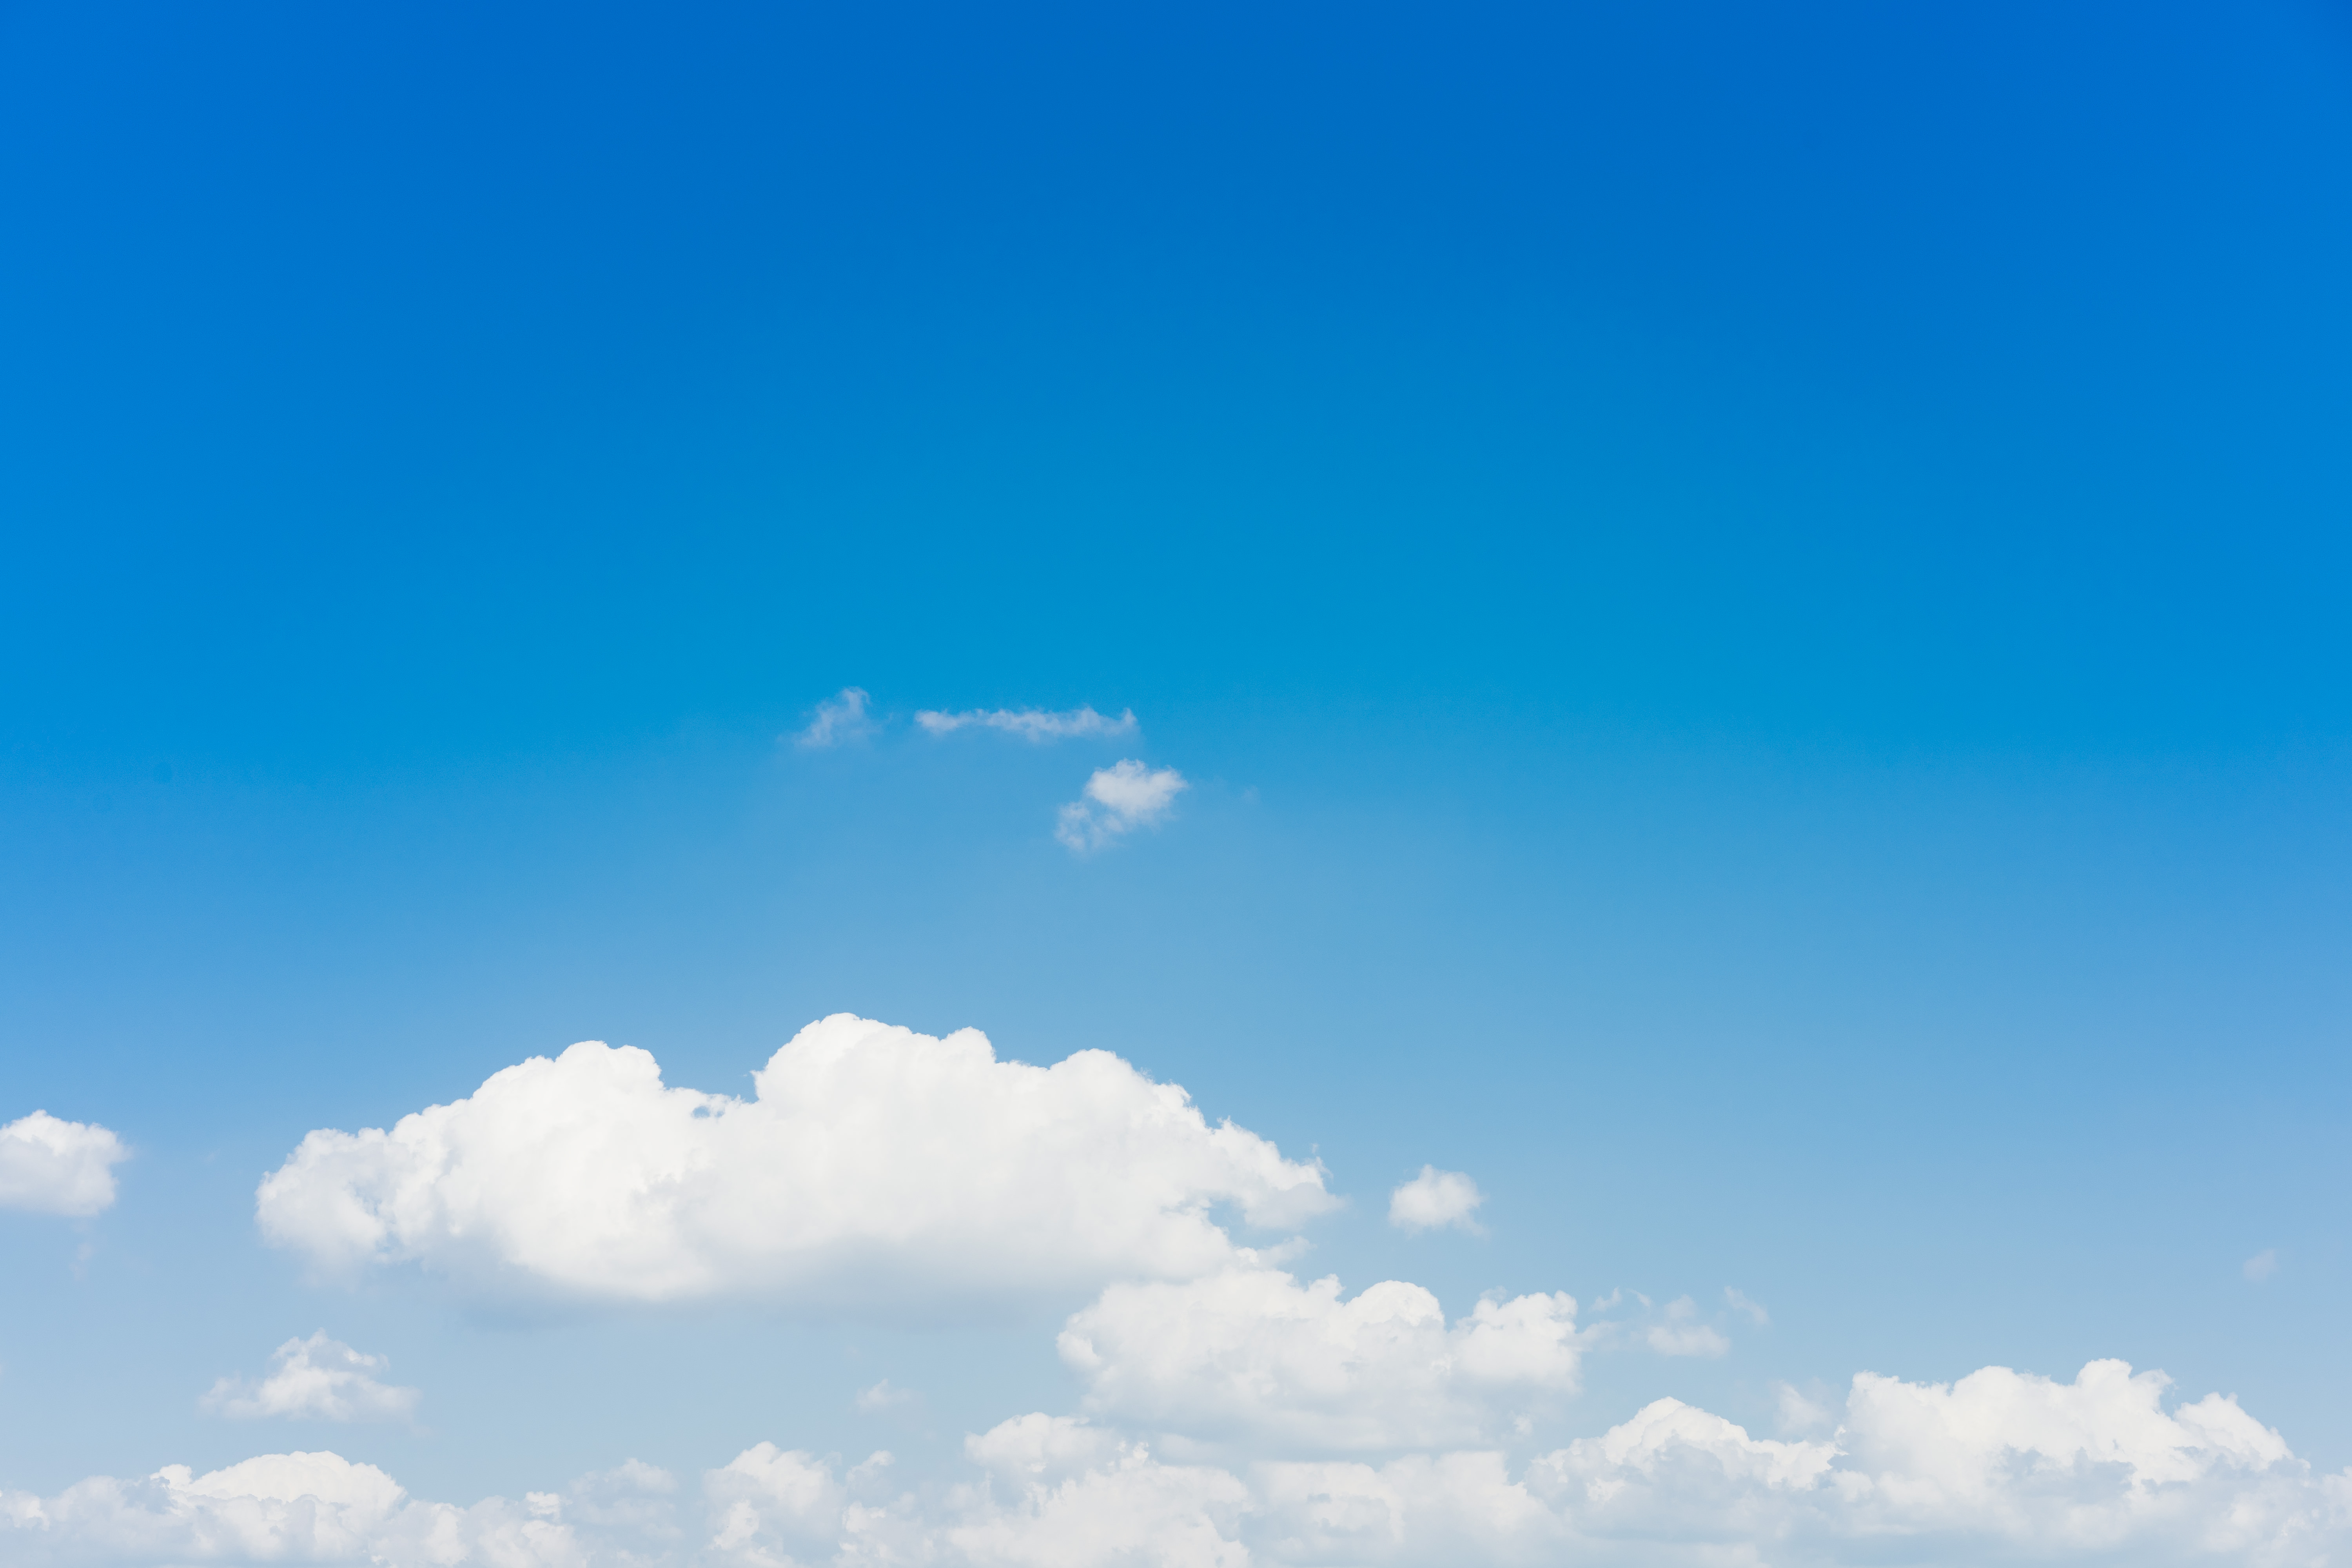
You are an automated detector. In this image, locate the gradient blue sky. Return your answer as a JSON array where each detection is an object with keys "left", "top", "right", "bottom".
[{"left": 3, "top": 0, "right": 2350, "bottom": 1541}]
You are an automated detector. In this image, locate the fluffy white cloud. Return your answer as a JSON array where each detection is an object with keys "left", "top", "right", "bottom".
[
  {"left": 1055, "top": 761, "right": 1187, "bottom": 851},
  {"left": 1058, "top": 1265, "right": 1583, "bottom": 1451},
  {"left": 16, "top": 1364, "right": 2340, "bottom": 1568},
  {"left": 915, "top": 706, "right": 1138, "bottom": 741},
  {"left": 201, "top": 1332, "right": 421, "bottom": 1423},
  {"left": 1387, "top": 1166, "right": 1484, "bottom": 1233},
  {"left": 1519, "top": 1359, "right": 2336, "bottom": 1565},
  {"left": 255, "top": 1015, "right": 1334, "bottom": 1310},
  {"left": 0, "top": 1111, "right": 129, "bottom": 1217},
  {"left": 793, "top": 688, "right": 876, "bottom": 748}
]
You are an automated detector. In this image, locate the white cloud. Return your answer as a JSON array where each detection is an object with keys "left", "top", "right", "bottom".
[
  {"left": 854, "top": 1380, "right": 915, "bottom": 1413},
  {"left": 201, "top": 1332, "right": 420, "bottom": 1423},
  {"left": 1387, "top": 1167, "right": 1485, "bottom": 1233},
  {"left": 1058, "top": 1265, "right": 1582, "bottom": 1451},
  {"left": 2245, "top": 1248, "right": 2279, "bottom": 1282},
  {"left": 0, "top": 1111, "right": 129, "bottom": 1217},
  {"left": 1055, "top": 760, "right": 1187, "bottom": 851},
  {"left": 14, "top": 1364, "right": 2341, "bottom": 1568},
  {"left": 793, "top": 688, "right": 877, "bottom": 748},
  {"left": 256, "top": 1015, "right": 1334, "bottom": 1311},
  {"left": 1723, "top": 1286, "right": 1769, "bottom": 1327},
  {"left": 1644, "top": 1296, "right": 1730, "bottom": 1358},
  {"left": 1773, "top": 1379, "right": 1835, "bottom": 1436},
  {"left": 915, "top": 705, "right": 1139, "bottom": 741}
]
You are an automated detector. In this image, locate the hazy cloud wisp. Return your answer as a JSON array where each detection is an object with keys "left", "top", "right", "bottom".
[{"left": 915, "top": 705, "right": 1138, "bottom": 741}]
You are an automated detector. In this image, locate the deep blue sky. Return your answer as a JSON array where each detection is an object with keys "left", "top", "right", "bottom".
[{"left": 2, "top": 0, "right": 2349, "bottom": 1508}]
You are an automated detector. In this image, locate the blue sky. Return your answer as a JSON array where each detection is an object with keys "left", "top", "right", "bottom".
[{"left": 3, "top": 1, "right": 2350, "bottom": 1563}]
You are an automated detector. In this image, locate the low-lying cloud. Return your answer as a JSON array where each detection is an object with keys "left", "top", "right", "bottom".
[
  {"left": 8, "top": 1360, "right": 2338, "bottom": 1566},
  {"left": 1060, "top": 1264, "right": 1582, "bottom": 1451}
]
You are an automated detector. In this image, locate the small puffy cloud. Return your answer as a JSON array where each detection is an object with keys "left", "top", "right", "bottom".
[
  {"left": 793, "top": 688, "right": 877, "bottom": 748},
  {"left": 1055, "top": 760, "right": 1187, "bottom": 851},
  {"left": 1724, "top": 1287, "right": 1769, "bottom": 1327},
  {"left": 915, "top": 705, "right": 1138, "bottom": 741},
  {"left": 1058, "top": 1265, "right": 1583, "bottom": 1451},
  {"left": 0, "top": 1111, "right": 129, "bottom": 1217},
  {"left": 201, "top": 1332, "right": 420, "bottom": 1423},
  {"left": 256, "top": 1015, "right": 1334, "bottom": 1311},
  {"left": 855, "top": 1380, "right": 915, "bottom": 1413},
  {"left": 1645, "top": 1296, "right": 1730, "bottom": 1357},
  {"left": 1386, "top": 1167, "right": 1484, "bottom": 1234},
  {"left": 2244, "top": 1249, "right": 2279, "bottom": 1283}
]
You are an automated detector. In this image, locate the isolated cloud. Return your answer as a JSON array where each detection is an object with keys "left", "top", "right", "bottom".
[
  {"left": 915, "top": 705, "right": 1138, "bottom": 741},
  {"left": 1055, "top": 760, "right": 1188, "bottom": 851},
  {"left": 1387, "top": 1166, "right": 1484, "bottom": 1233},
  {"left": 2245, "top": 1249, "right": 2279, "bottom": 1282},
  {"left": 793, "top": 688, "right": 877, "bottom": 748},
  {"left": 256, "top": 1015, "right": 1334, "bottom": 1310},
  {"left": 0, "top": 1111, "right": 129, "bottom": 1217},
  {"left": 11, "top": 1361, "right": 2341, "bottom": 1567},
  {"left": 1643, "top": 1296, "right": 1731, "bottom": 1358},
  {"left": 1058, "top": 1265, "right": 1583, "bottom": 1451},
  {"left": 1724, "top": 1287, "right": 1769, "bottom": 1327},
  {"left": 201, "top": 1332, "right": 420, "bottom": 1423}
]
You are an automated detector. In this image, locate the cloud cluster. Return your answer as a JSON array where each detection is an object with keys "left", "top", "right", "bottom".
[
  {"left": 1387, "top": 1166, "right": 1484, "bottom": 1233},
  {"left": 11, "top": 1359, "right": 2343, "bottom": 1566},
  {"left": 915, "top": 705, "right": 1138, "bottom": 741},
  {"left": 255, "top": 1016, "right": 1334, "bottom": 1310},
  {"left": 1060, "top": 1265, "right": 1582, "bottom": 1451},
  {"left": 0, "top": 1111, "right": 129, "bottom": 1217},
  {"left": 1055, "top": 760, "right": 1188, "bottom": 851},
  {"left": 201, "top": 1332, "right": 420, "bottom": 1423}
]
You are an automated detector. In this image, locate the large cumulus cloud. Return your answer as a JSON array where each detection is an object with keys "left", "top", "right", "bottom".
[
  {"left": 255, "top": 1016, "right": 1335, "bottom": 1309},
  {"left": 9, "top": 1360, "right": 2345, "bottom": 1566}
]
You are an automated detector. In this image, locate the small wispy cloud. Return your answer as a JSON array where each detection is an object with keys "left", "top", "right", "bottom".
[
  {"left": 916, "top": 705, "right": 1137, "bottom": 742},
  {"left": 1388, "top": 1166, "right": 1486, "bottom": 1234},
  {"left": 2244, "top": 1249, "right": 2279, "bottom": 1283},
  {"left": 795, "top": 688, "right": 878, "bottom": 748},
  {"left": 1725, "top": 1287, "right": 1770, "bottom": 1327},
  {"left": 1773, "top": 1379, "right": 1834, "bottom": 1435},
  {"left": 1055, "top": 760, "right": 1187, "bottom": 852},
  {"left": 855, "top": 1379, "right": 916, "bottom": 1413},
  {"left": 1646, "top": 1296, "right": 1731, "bottom": 1357},
  {"left": 202, "top": 1331, "right": 420, "bottom": 1423}
]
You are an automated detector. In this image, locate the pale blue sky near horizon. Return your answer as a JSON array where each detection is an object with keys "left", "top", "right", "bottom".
[{"left": 2, "top": 0, "right": 2349, "bottom": 1522}]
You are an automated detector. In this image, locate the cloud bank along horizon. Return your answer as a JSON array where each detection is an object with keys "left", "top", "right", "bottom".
[{"left": 8, "top": 1014, "right": 2342, "bottom": 1566}]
